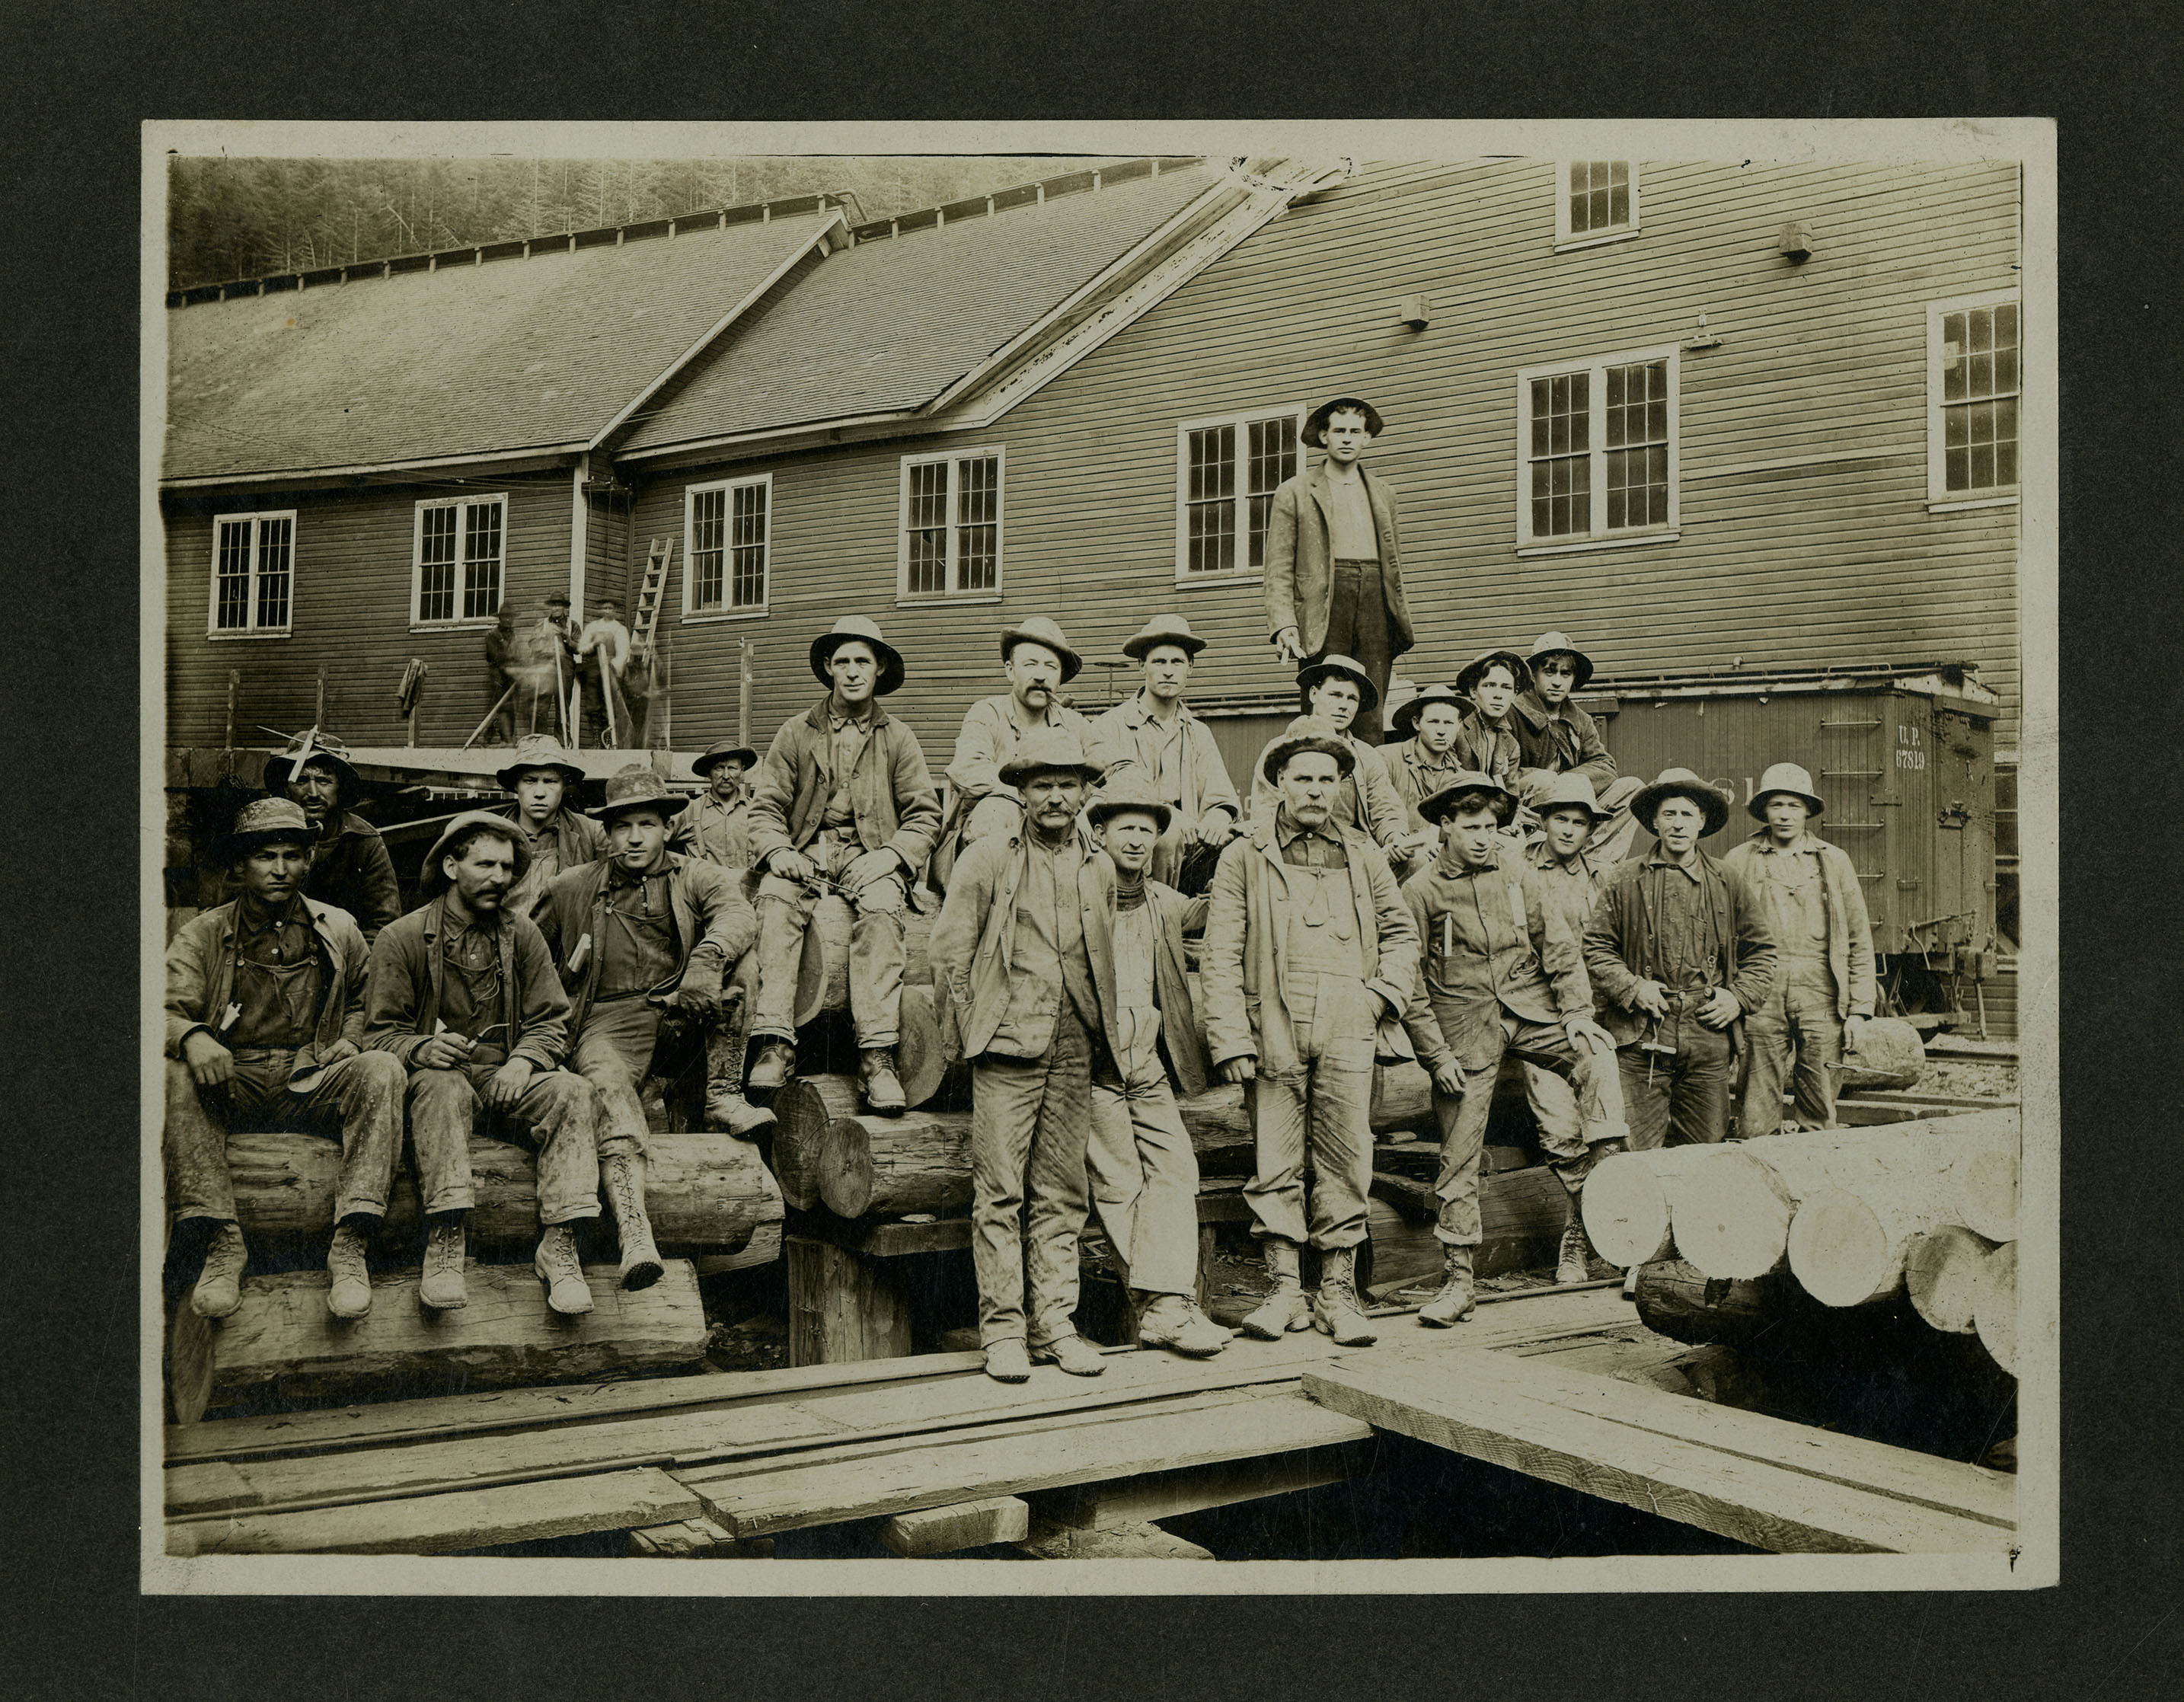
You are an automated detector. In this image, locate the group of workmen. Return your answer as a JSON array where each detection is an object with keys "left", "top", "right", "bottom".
[
  {"left": 484, "top": 591, "right": 643, "bottom": 749},
  {"left": 164, "top": 394, "right": 1876, "bottom": 1388}
]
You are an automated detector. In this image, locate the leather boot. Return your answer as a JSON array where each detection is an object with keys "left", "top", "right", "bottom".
[
  {"left": 983, "top": 1337, "right": 1032, "bottom": 1383},
  {"left": 1311, "top": 1245, "right": 1378, "bottom": 1346},
  {"left": 1417, "top": 1244, "right": 1477, "bottom": 1327},
  {"left": 1136, "top": 1292, "right": 1228, "bottom": 1358},
  {"left": 190, "top": 1221, "right": 247, "bottom": 1320},
  {"left": 859, "top": 1047, "right": 906, "bottom": 1115},
  {"left": 534, "top": 1222, "right": 594, "bottom": 1316},
  {"left": 419, "top": 1215, "right": 468, "bottom": 1311},
  {"left": 1030, "top": 1333, "right": 1105, "bottom": 1376},
  {"left": 746, "top": 1038, "right": 797, "bottom": 1094},
  {"left": 1557, "top": 1216, "right": 1598, "bottom": 1286},
  {"left": 704, "top": 1004, "right": 777, "bottom": 1136},
  {"left": 602, "top": 1153, "right": 664, "bottom": 1291},
  {"left": 325, "top": 1222, "right": 372, "bottom": 1319},
  {"left": 1241, "top": 1240, "right": 1313, "bottom": 1340}
]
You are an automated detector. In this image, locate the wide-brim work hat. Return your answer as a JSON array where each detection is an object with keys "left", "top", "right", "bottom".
[
  {"left": 421, "top": 809, "right": 532, "bottom": 893},
  {"left": 1302, "top": 395, "right": 1385, "bottom": 445},
  {"left": 494, "top": 733, "right": 585, "bottom": 790},
  {"left": 692, "top": 739, "right": 759, "bottom": 778},
  {"left": 1086, "top": 772, "right": 1175, "bottom": 832},
  {"left": 810, "top": 615, "right": 905, "bottom": 697},
  {"left": 1749, "top": 762, "right": 1827, "bottom": 819},
  {"left": 220, "top": 797, "right": 316, "bottom": 861},
  {"left": 1534, "top": 772, "right": 1611, "bottom": 822},
  {"left": 1454, "top": 647, "right": 1534, "bottom": 699},
  {"left": 1527, "top": 631, "right": 1596, "bottom": 690},
  {"left": 587, "top": 763, "right": 691, "bottom": 822},
  {"left": 1121, "top": 614, "right": 1207, "bottom": 662},
  {"left": 998, "top": 726, "right": 1105, "bottom": 789},
  {"left": 1296, "top": 653, "right": 1380, "bottom": 713},
  {"left": 263, "top": 730, "right": 360, "bottom": 800},
  {"left": 1634, "top": 768, "right": 1731, "bottom": 838},
  {"left": 1260, "top": 723, "right": 1358, "bottom": 785},
  {"left": 1000, "top": 615, "right": 1082, "bottom": 683},
  {"left": 1416, "top": 771, "right": 1515, "bottom": 825},
  {"left": 1391, "top": 683, "right": 1467, "bottom": 739}
]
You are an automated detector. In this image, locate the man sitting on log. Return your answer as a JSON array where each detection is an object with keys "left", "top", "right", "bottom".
[
  {"left": 1202, "top": 730, "right": 1421, "bottom": 1348},
  {"left": 744, "top": 616, "right": 943, "bottom": 1114},
  {"left": 1398, "top": 773, "right": 1624, "bottom": 1324},
  {"left": 937, "top": 616, "right": 1093, "bottom": 875},
  {"left": 1582, "top": 771, "right": 1777, "bottom": 1151},
  {"left": 363, "top": 811, "right": 604, "bottom": 1316},
  {"left": 492, "top": 733, "right": 607, "bottom": 921},
  {"left": 1247, "top": 654, "right": 1426, "bottom": 873},
  {"left": 932, "top": 727, "right": 1113, "bottom": 1384},
  {"left": 674, "top": 739, "right": 761, "bottom": 873},
  {"left": 1083, "top": 774, "right": 1232, "bottom": 1359},
  {"left": 1384, "top": 683, "right": 1471, "bottom": 832},
  {"left": 165, "top": 798, "right": 409, "bottom": 1320},
  {"left": 1720, "top": 761, "right": 1876, "bottom": 1137},
  {"left": 263, "top": 730, "right": 401, "bottom": 945},
  {"left": 1511, "top": 631, "right": 1645, "bottom": 861}
]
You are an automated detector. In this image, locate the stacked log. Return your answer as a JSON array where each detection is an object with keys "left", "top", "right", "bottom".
[
  {"left": 770, "top": 1074, "right": 866, "bottom": 1211},
  {"left": 817, "top": 1110, "right": 975, "bottom": 1219}
]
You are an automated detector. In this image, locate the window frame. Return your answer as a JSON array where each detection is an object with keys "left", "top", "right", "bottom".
[
  {"left": 681, "top": 472, "right": 774, "bottom": 623},
  {"left": 1553, "top": 160, "right": 1642, "bottom": 251},
  {"left": 1173, "top": 405, "right": 1306, "bottom": 586},
  {"left": 408, "top": 492, "right": 509, "bottom": 631},
  {"left": 205, "top": 507, "right": 299, "bottom": 640},
  {"left": 1512, "top": 344, "right": 1681, "bottom": 554},
  {"left": 896, "top": 447, "right": 1007, "bottom": 605},
  {"left": 1926, "top": 289, "right": 2022, "bottom": 511}
]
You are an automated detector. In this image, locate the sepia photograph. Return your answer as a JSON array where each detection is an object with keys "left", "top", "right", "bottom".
[{"left": 143, "top": 119, "right": 2056, "bottom": 1592}]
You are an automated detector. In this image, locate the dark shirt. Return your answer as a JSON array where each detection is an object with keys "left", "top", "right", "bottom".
[
  {"left": 1644, "top": 853, "right": 1723, "bottom": 991},
  {"left": 597, "top": 869, "right": 679, "bottom": 1000},
  {"left": 437, "top": 915, "right": 506, "bottom": 1056},
  {"left": 1275, "top": 814, "right": 1349, "bottom": 869},
  {"left": 228, "top": 896, "right": 324, "bottom": 1048}
]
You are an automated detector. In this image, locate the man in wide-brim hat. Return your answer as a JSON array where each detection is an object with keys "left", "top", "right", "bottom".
[
  {"left": 940, "top": 614, "right": 1092, "bottom": 869},
  {"left": 493, "top": 733, "right": 606, "bottom": 921},
  {"left": 165, "top": 797, "right": 409, "bottom": 1323},
  {"left": 1248, "top": 654, "right": 1424, "bottom": 872},
  {"left": 1086, "top": 612, "right": 1241, "bottom": 894},
  {"left": 1721, "top": 761, "right": 1876, "bottom": 1138},
  {"left": 261, "top": 730, "right": 401, "bottom": 944},
  {"left": 1582, "top": 771, "right": 1777, "bottom": 1151},
  {"left": 674, "top": 738, "right": 762, "bottom": 873},
  {"left": 744, "top": 615, "right": 940, "bottom": 1113},
  {"left": 1448, "top": 649, "right": 1534, "bottom": 806},
  {"left": 1263, "top": 394, "right": 1416, "bottom": 743},
  {"left": 1510, "top": 631, "right": 1645, "bottom": 860},
  {"left": 1384, "top": 683, "right": 1474, "bottom": 836}
]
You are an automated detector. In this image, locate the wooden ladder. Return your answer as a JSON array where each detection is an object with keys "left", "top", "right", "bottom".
[{"left": 632, "top": 537, "right": 675, "bottom": 654}]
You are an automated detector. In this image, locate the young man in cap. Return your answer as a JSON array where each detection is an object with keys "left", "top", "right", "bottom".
[
  {"left": 1582, "top": 771, "right": 1778, "bottom": 1150},
  {"left": 482, "top": 605, "right": 522, "bottom": 746},
  {"left": 362, "top": 812, "right": 603, "bottom": 1316},
  {"left": 1202, "top": 730, "right": 1421, "bottom": 1348},
  {"left": 1512, "top": 631, "right": 1643, "bottom": 861},
  {"left": 535, "top": 765, "right": 771, "bottom": 1288},
  {"left": 1247, "top": 655, "right": 1426, "bottom": 872},
  {"left": 492, "top": 733, "right": 607, "bottom": 921},
  {"left": 1398, "top": 774, "right": 1624, "bottom": 1321},
  {"left": 1263, "top": 397, "right": 1416, "bottom": 743},
  {"left": 1721, "top": 762, "right": 1876, "bottom": 1136},
  {"left": 575, "top": 596, "right": 633, "bottom": 748},
  {"left": 940, "top": 615, "right": 1093, "bottom": 864},
  {"left": 932, "top": 730, "right": 1115, "bottom": 1382},
  {"left": 265, "top": 731, "right": 401, "bottom": 945},
  {"left": 745, "top": 616, "right": 942, "bottom": 1113},
  {"left": 1083, "top": 774, "right": 1231, "bottom": 1358},
  {"left": 1085, "top": 614, "right": 1241, "bottom": 893},
  {"left": 1384, "top": 684, "right": 1472, "bottom": 832},
  {"left": 674, "top": 739, "right": 760, "bottom": 873},
  {"left": 1450, "top": 649, "right": 1531, "bottom": 800},
  {"left": 165, "top": 798, "right": 410, "bottom": 1320}
]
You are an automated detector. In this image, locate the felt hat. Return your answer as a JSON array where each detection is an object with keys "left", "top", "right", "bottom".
[
  {"left": 587, "top": 764, "right": 691, "bottom": 822},
  {"left": 263, "top": 729, "right": 360, "bottom": 800},
  {"left": 1633, "top": 768, "right": 1732, "bottom": 838},
  {"left": 494, "top": 732, "right": 585, "bottom": 790},
  {"left": 1527, "top": 631, "right": 1597, "bottom": 690},
  {"left": 998, "top": 726, "right": 1106, "bottom": 789},
  {"left": 1121, "top": 614, "right": 1208, "bottom": 662},
  {"left": 1086, "top": 771, "right": 1175, "bottom": 832},
  {"left": 691, "top": 738, "right": 759, "bottom": 778},
  {"left": 809, "top": 615, "right": 905, "bottom": 697},
  {"left": 1534, "top": 772, "right": 1611, "bottom": 823},
  {"left": 1749, "top": 762, "right": 1828, "bottom": 820},
  {"left": 421, "top": 810, "right": 531, "bottom": 893},
  {"left": 221, "top": 797, "right": 316, "bottom": 860},
  {"left": 1391, "top": 683, "right": 1468, "bottom": 739},
  {"left": 1302, "top": 395, "right": 1385, "bottom": 445},
  {"left": 1260, "top": 723, "right": 1358, "bottom": 785},
  {"left": 1416, "top": 770, "right": 1515, "bottom": 825},
  {"left": 1454, "top": 647, "right": 1534, "bottom": 699},
  {"left": 544, "top": 592, "right": 572, "bottom": 608},
  {"left": 1296, "top": 653, "right": 1380, "bottom": 713},
  {"left": 999, "top": 615, "right": 1083, "bottom": 683}
]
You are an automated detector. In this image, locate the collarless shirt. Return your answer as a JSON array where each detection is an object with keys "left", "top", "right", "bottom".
[
  {"left": 1327, "top": 469, "right": 1379, "bottom": 560},
  {"left": 1641, "top": 852, "right": 1719, "bottom": 990},
  {"left": 598, "top": 866, "right": 679, "bottom": 1000},
  {"left": 228, "top": 896, "right": 324, "bottom": 1047},
  {"left": 437, "top": 912, "right": 506, "bottom": 1043},
  {"left": 822, "top": 706, "right": 876, "bottom": 829}
]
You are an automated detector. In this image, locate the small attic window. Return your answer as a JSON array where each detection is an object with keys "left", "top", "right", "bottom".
[{"left": 1555, "top": 161, "right": 1640, "bottom": 251}]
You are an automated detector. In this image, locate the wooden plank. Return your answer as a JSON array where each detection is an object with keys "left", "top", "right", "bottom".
[
  {"left": 168, "top": 1300, "right": 216, "bottom": 1427},
  {"left": 692, "top": 1220, "right": 784, "bottom": 1278},
  {"left": 1017, "top": 1520, "right": 1216, "bottom": 1560},
  {"left": 168, "top": 1467, "right": 700, "bottom": 1557},
  {"left": 628, "top": 1516, "right": 746, "bottom": 1557},
  {"left": 786, "top": 1235, "right": 917, "bottom": 1367},
  {"left": 1029, "top": 1439, "right": 1373, "bottom": 1531},
  {"left": 879, "top": 1495, "right": 1033, "bottom": 1557}
]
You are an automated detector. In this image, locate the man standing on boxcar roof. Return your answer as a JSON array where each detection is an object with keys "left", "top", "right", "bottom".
[
  {"left": 1086, "top": 614, "right": 1240, "bottom": 893},
  {"left": 492, "top": 733, "right": 607, "bottom": 922},
  {"left": 1263, "top": 394, "right": 1416, "bottom": 744},
  {"left": 939, "top": 616, "right": 1094, "bottom": 875},
  {"left": 264, "top": 730, "right": 401, "bottom": 946}
]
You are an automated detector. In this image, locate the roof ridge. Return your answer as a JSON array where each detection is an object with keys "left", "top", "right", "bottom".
[{"left": 841, "top": 156, "right": 1209, "bottom": 244}]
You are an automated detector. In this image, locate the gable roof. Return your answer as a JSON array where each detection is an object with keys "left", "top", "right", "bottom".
[{"left": 162, "top": 211, "right": 841, "bottom": 486}]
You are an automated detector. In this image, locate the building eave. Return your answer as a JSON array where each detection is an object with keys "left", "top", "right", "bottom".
[{"left": 159, "top": 445, "right": 584, "bottom": 497}]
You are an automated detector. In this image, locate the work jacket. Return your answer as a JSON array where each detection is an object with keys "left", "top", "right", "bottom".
[
  {"left": 1523, "top": 837, "right": 1615, "bottom": 941},
  {"left": 1262, "top": 461, "right": 1416, "bottom": 659},
  {"left": 931, "top": 829, "right": 1113, "bottom": 1063},
  {"left": 164, "top": 896, "right": 369, "bottom": 1066},
  {"left": 749, "top": 698, "right": 944, "bottom": 879},
  {"left": 1385, "top": 742, "right": 1471, "bottom": 834},
  {"left": 1581, "top": 851, "right": 1777, "bottom": 1049},
  {"left": 1452, "top": 712, "right": 1524, "bottom": 795},
  {"left": 493, "top": 803, "right": 608, "bottom": 920},
  {"left": 1399, "top": 847, "right": 1590, "bottom": 1075},
  {"left": 295, "top": 812, "right": 401, "bottom": 944},
  {"left": 1247, "top": 714, "right": 1412, "bottom": 855},
  {"left": 672, "top": 790, "right": 755, "bottom": 870},
  {"left": 1198, "top": 814, "right": 1420, "bottom": 1076},
  {"left": 944, "top": 693, "right": 1093, "bottom": 805},
  {"left": 535, "top": 851, "right": 758, "bottom": 1035},
  {"left": 1098, "top": 868, "right": 1211, "bottom": 1097},
  {"left": 361, "top": 896, "right": 570, "bottom": 1073},
  {"left": 1720, "top": 831, "right": 1877, "bottom": 1020},
  {"left": 1510, "top": 691, "right": 1619, "bottom": 794},
  {"left": 1086, "top": 691, "right": 1240, "bottom": 828}
]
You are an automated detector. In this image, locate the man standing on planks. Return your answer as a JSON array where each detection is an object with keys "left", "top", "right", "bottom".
[
  {"left": 492, "top": 733, "right": 607, "bottom": 922},
  {"left": 164, "top": 797, "right": 409, "bottom": 1321},
  {"left": 1582, "top": 771, "right": 1777, "bottom": 1151},
  {"left": 535, "top": 765, "right": 772, "bottom": 1292},
  {"left": 936, "top": 615, "right": 1094, "bottom": 882},
  {"left": 574, "top": 595, "right": 633, "bottom": 749},
  {"left": 673, "top": 739, "right": 761, "bottom": 874},
  {"left": 1384, "top": 683, "right": 1472, "bottom": 833},
  {"left": 1720, "top": 761, "right": 1876, "bottom": 1137},
  {"left": 1263, "top": 395, "right": 1416, "bottom": 744},
  {"left": 481, "top": 604, "right": 522, "bottom": 746},
  {"left": 1247, "top": 655, "right": 1429, "bottom": 875},
  {"left": 931, "top": 727, "right": 1114, "bottom": 1384},
  {"left": 1397, "top": 772, "right": 1625, "bottom": 1324},
  {"left": 743, "top": 616, "right": 943, "bottom": 1115},
  {"left": 1083, "top": 773, "right": 1232, "bottom": 1359},
  {"left": 1201, "top": 730, "right": 1421, "bottom": 1349},
  {"left": 516, "top": 592, "right": 578, "bottom": 738},
  {"left": 263, "top": 731, "right": 401, "bottom": 946},
  {"left": 1510, "top": 631, "right": 1645, "bottom": 863},
  {"left": 362, "top": 811, "right": 603, "bottom": 1317}
]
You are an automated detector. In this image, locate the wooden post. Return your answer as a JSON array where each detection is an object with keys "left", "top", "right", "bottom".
[
  {"left": 786, "top": 1235, "right": 915, "bottom": 1366},
  {"left": 315, "top": 666, "right": 325, "bottom": 730},
  {"left": 225, "top": 669, "right": 238, "bottom": 751},
  {"left": 737, "top": 637, "right": 753, "bottom": 752}
]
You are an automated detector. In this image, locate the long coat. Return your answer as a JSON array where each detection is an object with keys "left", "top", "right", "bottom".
[
  {"left": 1262, "top": 461, "right": 1416, "bottom": 659},
  {"left": 534, "top": 852, "right": 759, "bottom": 1035}
]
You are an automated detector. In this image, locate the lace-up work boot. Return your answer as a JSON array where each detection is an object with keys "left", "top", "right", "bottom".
[
  {"left": 419, "top": 1216, "right": 468, "bottom": 1311},
  {"left": 1241, "top": 1240, "right": 1313, "bottom": 1340},
  {"left": 858, "top": 1048, "right": 906, "bottom": 1115},
  {"left": 602, "top": 1154, "right": 664, "bottom": 1292},
  {"left": 1311, "top": 1245, "right": 1378, "bottom": 1346},
  {"left": 534, "top": 1223, "right": 593, "bottom": 1316},
  {"left": 1135, "top": 1292, "right": 1229, "bottom": 1358},
  {"left": 1557, "top": 1218, "right": 1598, "bottom": 1286},
  {"left": 325, "top": 1223, "right": 373, "bottom": 1319},
  {"left": 1417, "top": 1244, "right": 1477, "bottom": 1327},
  {"left": 1030, "top": 1334, "right": 1105, "bottom": 1376},
  {"left": 704, "top": 1006, "right": 777, "bottom": 1136},
  {"left": 983, "top": 1337, "right": 1032, "bottom": 1383},
  {"left": 190, "top": 1222, "right": 248, "bottom": 1320},
  {"left": 746, "top": 1039, "right": 797, "bottom": 1094}
]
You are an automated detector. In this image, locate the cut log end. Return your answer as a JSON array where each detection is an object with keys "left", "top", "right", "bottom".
[
  {"left": 1905, "top": 1224, "right": 1997, "bottom": 1335},
  {"left": 1973, "top": 1240, "right": 2018, "bottom": 1375},
  {"left": 1581, "top": 1152, "right": 1676, "bottom": 1269},
  {"left": 1663, "top": 1148, "right": 1796, "bottom": 1280},
  {"left": 1786, "top": 1186, "right": 1898, "bottom": 1308}
]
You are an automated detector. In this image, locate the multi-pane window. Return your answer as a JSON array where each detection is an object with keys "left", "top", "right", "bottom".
[
  {"left": 1993, "top": 762, "right": 2019, "bottom": 952},
  {"left": 209, "top": 510, "right": 295, "bottom": 635},
  {"left": 1515, "top": 350, "right": 1678, "bottom": 548},
  {"left": 412, "top": 496, "right": 504, "bottom": 624},
  {"left": 1178, "top": 409, "right": 1300, "bottom": 576},
  {"left": 1929, "top": 293, "right": 2020, "bottom": 501},
  {"left": 900, "top": 451, "right": 1003, "bottom": 597},
  {"left": 1557, "top": 161, "right": 1640, "bottom": 245},
  {"left": 685, "top": 476, "right": 771, "bottom": 615}
]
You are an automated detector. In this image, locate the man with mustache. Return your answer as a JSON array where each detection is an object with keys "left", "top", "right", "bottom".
[
  {"left": 940, "top": 616, "right": 1093, "bottom": 867},
  {"left": 263, "top": 732, "right": 401, "bottom": 946},
  {"left": 674, "top": 739, "right": 761, "bottom": 874}
]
